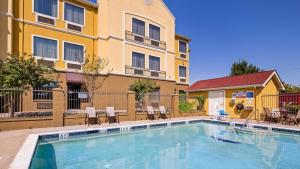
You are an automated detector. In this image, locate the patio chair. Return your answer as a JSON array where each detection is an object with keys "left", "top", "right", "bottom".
[
  {"left": 287, "top": 109, "right": 300, "bottom": 125},
  {"left": 272, "top": 108, "right": 282, "bottom": 122},
  {"left": 158, "top": 106, "right": 170, "bottom": 120},
  {"left": 147, "top": 106, "right": 155, "bottom": 120},
  {"left": 264, "top": 108, "right": 280, "bottom": 123},
  {"left": 86, "top": 107, "right": 99, "bottom": 125},
  {"left": 106, "top": 107, "right": 119, "bottom": 124}
]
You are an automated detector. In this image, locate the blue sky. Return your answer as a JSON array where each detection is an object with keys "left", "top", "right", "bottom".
[{"left": 163, "top": 0, "right": 300, "bottom": 85}]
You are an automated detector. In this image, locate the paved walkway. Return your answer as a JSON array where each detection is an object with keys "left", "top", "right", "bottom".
[{"left": 0, "top": 116, "right": 299, "bottom": 169}]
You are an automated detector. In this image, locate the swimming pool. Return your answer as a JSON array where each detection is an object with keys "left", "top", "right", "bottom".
[{"left": 29, "top": 122, "right": 300, "bottom": 169}]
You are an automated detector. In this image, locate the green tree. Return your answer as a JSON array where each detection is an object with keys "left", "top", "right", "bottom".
[
  {"left": 82, "top": 55, "right": 112, "bottom": 106},
  {"left": 282, "top": 82, "right": 300, "bottom": 93},
  {"left": 230, "top": 60, "right": 261, "bottom": 76},
  {"left": 129, "top": 79, "right": 159, "bottom": 106},
  {"left": 0, "top": 54, "right": 54, "bottom": 117},
  {"left": 0, "top": 54, "right": 53, "bottom": 89}
]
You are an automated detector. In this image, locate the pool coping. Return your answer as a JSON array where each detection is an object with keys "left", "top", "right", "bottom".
[{"left": 9, "top": 118, "right": 300, "bottom": 169}]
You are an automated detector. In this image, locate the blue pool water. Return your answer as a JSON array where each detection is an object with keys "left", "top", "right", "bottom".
[{"left": 30, "top": 123, "right": 300, "bottom": 169}]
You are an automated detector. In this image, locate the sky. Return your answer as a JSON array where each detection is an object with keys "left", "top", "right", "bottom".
[{"left": 163, "top": 0, "right": 300, "bottom": 85}]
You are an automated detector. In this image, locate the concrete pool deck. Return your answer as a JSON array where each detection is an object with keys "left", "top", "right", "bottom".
[{"left": 1, "top": 116, "right": 299, "bottom": 169}]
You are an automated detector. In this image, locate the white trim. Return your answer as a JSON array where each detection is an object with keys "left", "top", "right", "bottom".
[
  {"left": 32, "top": 0, "right": 59, "bottom": 19},
  {"left": 9, "top": 134, "right": 39, "bottom": 169},
  {"left": 62, "top": 41, "right": 85, "bottom": 71},
  {"left": 63, "top": 1, "right": 86, "bottom": 27},
  {"left": 262, "top": 71, "right": 285, "bottom": 90},
  {"left": 32, "top": 34, "right": 59, "bottom": 61}
]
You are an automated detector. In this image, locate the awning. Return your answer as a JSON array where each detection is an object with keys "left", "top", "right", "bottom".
[{"left": 66, "top": 73, "right": 85, "bottom": 84}]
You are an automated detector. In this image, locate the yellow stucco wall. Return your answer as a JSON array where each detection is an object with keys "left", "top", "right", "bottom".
[
  {"left": 0, "top": 0, "right": 13, "bottom": 58},
  {"left": 1, "top": 0, "right": 190, "bottom": 83},
  {"left": 97, "top": 0, "right": 177, "bottom": 80},
  {"left": 10, "top": 0, "right": 97, "bottom": 70},
  {"left": 175, "top": 36, "right": 190, "bottom": 84},
  {"left": 188, "top": 76, "right": 281, "bottom": 119}
]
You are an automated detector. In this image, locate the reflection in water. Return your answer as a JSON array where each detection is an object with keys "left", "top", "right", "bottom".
[
  {"left": 31, "top": 142, "right": 57, "bottom": 169},
  {"left": 30, "top": 124, "right": 300, "bottom": 169}
]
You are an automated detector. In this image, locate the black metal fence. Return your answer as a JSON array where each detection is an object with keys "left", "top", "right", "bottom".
[
  {"left": 66, "top": 90, "right": 128, "bottom": 115},
  {"left": 0, "top": 88, "right": 54, "bottom": 119},
  {"left": 261, "top": 93, "right": 300, "bottom": 114}
]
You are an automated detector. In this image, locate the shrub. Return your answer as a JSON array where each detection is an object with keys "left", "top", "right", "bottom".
[{"left": 179, "top": 102, "right": 194, "bottom": 113}]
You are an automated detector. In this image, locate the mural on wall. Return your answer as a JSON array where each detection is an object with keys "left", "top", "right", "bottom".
[{"left": 231, "top": 91, "right": 254, "bottom": 112}]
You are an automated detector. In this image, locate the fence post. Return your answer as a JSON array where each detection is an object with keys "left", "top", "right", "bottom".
[
  {"left": 172, "top": 94, "right": 179, "bottom": 118},
  {"left": 127, "top": 91, "right": 136, "bottom": 121},
  {"left": 52, "top": 88, "right": 65, "bottom": 127}
]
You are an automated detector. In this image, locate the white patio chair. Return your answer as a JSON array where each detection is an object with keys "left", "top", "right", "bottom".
[
  {"left": 147, "top": 106, "right": 155, "bottom": 120},
  {"left": 159, "top": 106, "right": 170, "bottom": 120},
  {"left": 106, "top": 107, "right": 119, "bottom": 123},
  {"left": 86, "top": 107, "right": 99, "bottom": 125}
]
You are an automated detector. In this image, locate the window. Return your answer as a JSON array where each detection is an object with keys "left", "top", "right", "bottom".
[
  {"left": 132, "top": 18, "right": 145, "bottom": 36},
  {"left": 132, "top": 52, "right": 145, "bottom": 68},
  {"left": 179, "top": 90, "right": 187, "bottom": 103},
  {"left": 179, "top": 66, "right": 187, "bottom": 77},
  {"left": 149, "top": 56, "right": 160, "bottom": 71},
  {"left": 64, "top": 3, "right": 84, "bottom": 25},
  {"left": 64, "top": 42, "right": 84, "bottom": 63},
  {"left": 149, "top": 24, "right": 160, "bottom": 41},
  {"left": 149, "top": 88, "right": 160, "bottom": 104},
  {"left": 33, "top": 36, "right": 58, "bottom": 60},
  {"left": 34, "top": 0, "right": 58, "bottom": 17},
  {"left": 179, "top": 41, "right": 187, "bottom": 53},
  {"left": 32, "top": 82, "right": 58, "bottom": 100}
]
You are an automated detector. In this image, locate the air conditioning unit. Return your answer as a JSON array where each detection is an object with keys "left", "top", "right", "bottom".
[
  {"left": 180, "top": 54, "right": 187, "bottom": 59},
  {"left": 67, "top": 63, "right": 82, "bottom": 70},
  {"left": 36, "top": 15, "right": 55, "bottom": 25},
  {"left": 37, "top": 59, "right": 55, "bottom": 68},
  {"left": 67, "top": 23, "right": 82, "bottom": 32},
  {"left": 180, "top": 78, "right": 186, "bottom": 83}
]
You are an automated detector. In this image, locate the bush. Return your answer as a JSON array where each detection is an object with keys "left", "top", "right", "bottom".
[{"left": 179, "top": 102, "right": 194, "bottom": 113}]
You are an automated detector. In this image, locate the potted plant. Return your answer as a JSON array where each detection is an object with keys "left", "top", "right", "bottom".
[{"left": 129, "top": 79, "right": 159, "bottom": 108}]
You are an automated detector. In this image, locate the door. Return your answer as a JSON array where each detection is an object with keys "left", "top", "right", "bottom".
[
  {"left": 67, "top": 84, "right": 81, "bottom": 109},
  {"left": 209, "top": 91, "right": 225, "bottom": 116}
]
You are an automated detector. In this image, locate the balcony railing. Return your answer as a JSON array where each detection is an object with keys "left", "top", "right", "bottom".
[
  {"left": 125, "top": 65, "right": 166, "bottom": 79},
  {"left": 125, "top": 31, "right": 166, "bottom": 51}
]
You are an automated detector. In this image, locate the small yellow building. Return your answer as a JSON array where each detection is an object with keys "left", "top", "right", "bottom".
[{"left": 187, "top": 70, "right": 285, "bottom": 120}]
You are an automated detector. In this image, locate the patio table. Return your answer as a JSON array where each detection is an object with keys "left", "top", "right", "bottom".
[{"left": 279, "top": 109, "right": 294, "bottom": 125}]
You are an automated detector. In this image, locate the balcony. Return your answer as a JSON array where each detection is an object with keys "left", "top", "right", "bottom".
[
  {"left": 125, "top": 31, "right": 166, "bottom": 51},
  {"left": 125, "top": 65, "right": 166, "bottom": 79}
]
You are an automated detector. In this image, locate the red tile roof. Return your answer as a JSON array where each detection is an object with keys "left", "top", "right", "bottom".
[{"left": 187, "top": 70, "right": 278, "bottom": 91}]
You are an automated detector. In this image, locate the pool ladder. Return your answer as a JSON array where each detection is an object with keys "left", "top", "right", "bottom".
[{"left": 241, "top": 109, "right": 258, "bottom": 129}]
